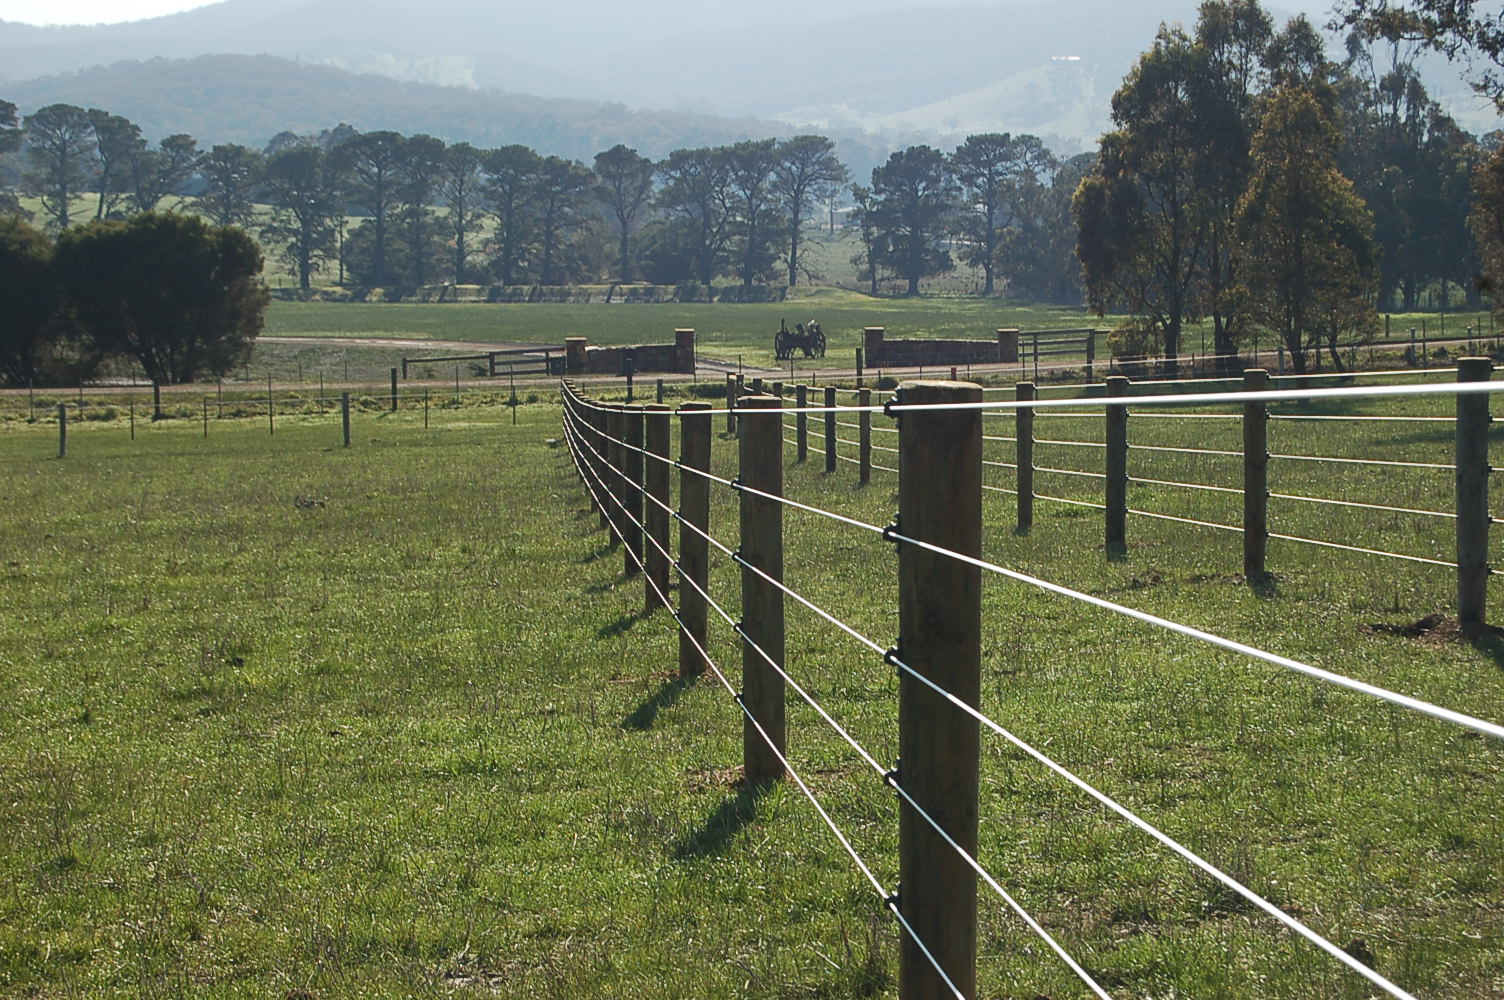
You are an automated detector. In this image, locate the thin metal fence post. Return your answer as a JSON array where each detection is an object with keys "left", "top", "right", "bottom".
[
  {"left": 390, "top": 368, "right": 398, "bottom": 412},
  {"left": 268, "top": 376, "right": 275, "bottom": 436},
  {"left": 859, "top": 387, "right": 872, "bottom": 485},
  {"left": 726, "top": 374, "right": 737, "bottom": 435},
  {"left": 796, "top": 384, "right": 808, "bottom": 463},
  {"left": 57, "top": 403, "right": 66, "bottom": 458},
  {"left": 738, "top": 394, "right": 785, "bottom": 785},
  {"left": 1457, "top": 357, "right": 1493, "bottom": 628},
  {"left": 824, "top": 385, "right": 837, "bottom": 473},
  {"left": 129, "top": 396, "right": 135, "bottom": 440},
  {"left": 623, "top": 405, "right": 645, "bottom": 578},
  {"left": 1017, "top": 381, "right": 1035, "bottom": 531},
  {"left": 645, "top": 404, "right": 672, "bottom": 610},
  {"left": 895, "top": 379, "right": 981, "bottom": 1000},
  {"left": 1243, "top": 369, "right": 1269, "bottom": 581},
  {"left": 342, "top": 392, "right": 351, "bottom": 447},
  {"left": 678, "top": 402, "right": 712, "bottom": 679},
  {"left": 735, "top": 373, "right": 745, "bottom": 437},
  {"left": 202, "top": 397, "right": 208, "bottom": 438},
  {"left": 1105, "top": 375, "right": 1129, "bottom": 558}
]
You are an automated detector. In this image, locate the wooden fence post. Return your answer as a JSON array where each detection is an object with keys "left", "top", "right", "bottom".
[
  {"left": 202, "top": 398, "right": 208, "bottom": 438},
  {"left": 1017, "top": 381, "right": 1035, "bottom": 531},
  {"left": 824, "top": 385, "right": 837, "bottom": 473},
  {"left": 606, "top": 405, "right": 624, "bottom": 546},
  {"left": 1085, "top": 331, "right": 1097, "bottom": 382},
  {"left": 1242, "top": 369, "right": 1269, "bottom": 581},
  {"left": 1457, "top": 357, "right": 1493, "bottom": 628},
  {"left": 152, "top": 382, "right": 162, "bottom": 421},
  {"left": 390, "top": 367, "right": 398, "bottom": 412},
  {"left": 592, "top": 402, "right": 609, "bottom": 530},
  {"left": 57, "top": 403, "right": 66, "bottom": 459},
  {"left": 1105, "top": 375, "right": 1129, "bottom": 558},
  {"left": 623, "top": 404, "right": 645, "bottom": 578},
  {"left": 735, "top": 374, "right": 745, "bottom": 438},
  {"left": 268, "top": 376, "right": 275, "bottom": 436},
  {"left": 678, "top": 402, "right": 712, "bottom": 679},
  {"left": 796, "top": 384, "right": 809, "bottom": 463},
  {"left": 656, "top": 378, "right": 664, "bottom": 404},
  {"left": 726, "top": 374, "right": 737, "bottom": 435},
  {"left": 645, "top": 404, "right": 672, "bottom": 610},
  {"left": 859, "top": 387, "right": 872, "bottom": 485},
  {"left": 738, "top": 394, "right": 785, "bottom": 785},
  {"left": 896, "top": 379, "right": 981, "bottom": 1000}
]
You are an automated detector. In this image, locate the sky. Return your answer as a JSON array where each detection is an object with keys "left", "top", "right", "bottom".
[{"left": 0, "top": 0, "right": 214, "bottom": 25}]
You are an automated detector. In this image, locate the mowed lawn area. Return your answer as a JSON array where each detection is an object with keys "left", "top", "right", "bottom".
[{"left": 2, "top": 382, "right": 1502, "bottom": 998}]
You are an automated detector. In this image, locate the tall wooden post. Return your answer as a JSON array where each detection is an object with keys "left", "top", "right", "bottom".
[
  {"left": 1457, "top": 357, "right": 1493, "bottom": 628},
  {"left": 57, "top": 404, "right": 67, "bottom": 459},
  {"left": 593, "top": 403, "right": 609, "bottom": 530},
  {"left": 645, "top": 404, "right": 672, "bottom": 610},
  {"left": 824, "top": 385, "right": 837, "bottom": 473},
  {"left": 1017, "top": 381, "right": 1035, "bottom": 531},
  {"left": 1085, "top": 331, "right": 1097, "bottom": 382},
  {"left": 1105, "top": 375, "right": 1129, "bottom": 558},
  {"left": 606, "top": 406, "right": 624, "bottom": 546},
  {"left": 738, "top": 394, "right": 785, "bottom": 785},
  {"left": 623, "top": 405, "right": 645, "bottom": 578},
  {"left": 896, "top": 380, "right": 981, "bottom": 1000},
  {"left": 735, "top": 373, "right": 745, "bottom": 438},
  {"left": 390, "top": 367, "right": 398, "bottom": 412},
  {"left": 268, "top": 376, "right": 275, "bottom": 436},
  {"left": 859, "top": 387, "right": 872, "bottom": 485},
  {"left": 796, "top": 384, "right": 809, "bottom": 463},
  {"left": 152, "top": 382, "right": 162, "bottom": 421},
  {"left": 678, "top": 402, "right": 712, "bottom": 679},
  {"left": 342, "top": 392, "right": 351, "bottom": 447},
  {"left": 1242, "top": 369, "right": 1269, "bottom": 581}
]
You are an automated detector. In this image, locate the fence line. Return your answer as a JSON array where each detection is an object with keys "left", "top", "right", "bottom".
[{"left": 561, "top": 370, "right": 1503, "bottom": 999}]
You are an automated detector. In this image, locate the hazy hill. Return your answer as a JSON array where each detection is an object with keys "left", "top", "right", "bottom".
[{"left": 0, "top": 0, "right": 1494, "bottom": 157}]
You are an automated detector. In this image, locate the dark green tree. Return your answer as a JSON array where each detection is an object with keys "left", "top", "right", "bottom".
[
  {"left": 260, "top": 144, "right": 339, "bottom": 290},
  {"left": 23, "top": 104, "right": 96, "bottom": 231},
  {"left": 196, "top": 144, "right": 263, "bottom": 229},
  {"left": 997, "top": 152, "right": 1094, "bottom": 303},
  {"left": 440, "top": 142, "right": 487, "bottom": 284},
  {"left": 774, "top": 135, "right": 847, "bottom": 287},
  {"left": 0, "top": 216, "right": 87, "bottom": 387},
  {"left": 483, "top": 144, "right": 542, "bottom": 285},
  {"left": 848, "top": 182, "right": 886, "bottom": 294},
  {"left": 336, "top": 130, "right": 405, "bottom": 286},
  {"left": 54, "top": 212, "right": 268, "bottom": 384},
  {"left": 593, "top": 143, "right": 655, "bottom": 283},
  {"left": 1471, "top": 142, "right": 1504, "bottom": 319},
  {"left": 396, "top": 133, "right": 446, "bottom": 286},
  {"left": 657, "top": 146, "right": 734, "bottom": 285},
  {"left": 530, "top": 156, "right": 595, "bottom": 284},
  {"left": 129, "top": 133, "right": 201, "bottom": 213},
  {"left": 868, "top": 145, "right": 959, "bottom": 296},
  {"left": 0, "top": 100, "right": 22, "bottom": 216},
  {"left": 727, "top": 138, "right": 781, "bottom": 287},
  {"left": 87, "top": 109, "right": 143, "bottom": 221},
  {"left": 950, "top": 133, "right": 1054, "bottom": 296}
]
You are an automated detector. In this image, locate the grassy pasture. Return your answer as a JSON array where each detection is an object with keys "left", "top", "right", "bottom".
[{"left": 1, "top": 378, "right": 1502, "bottom": 998}]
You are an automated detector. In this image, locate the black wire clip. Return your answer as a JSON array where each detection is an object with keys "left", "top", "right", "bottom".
[
  {"left": 885, "top": 886, "right": 901, "bottom": 911},
  {"left": 882, "top": 515, "right": 902, "bottom": 551},
  {"left": 882, "top": 758, "right": 900, "bottom": 789},
  {"left": 882, "top": 392, "right": 902, "bottom": 422},
  {"left": 729, "top": 476, "right": 744, "bottom": 492},
  {"left": 884, "top": 644, "right": 903, "bottom": 676}
]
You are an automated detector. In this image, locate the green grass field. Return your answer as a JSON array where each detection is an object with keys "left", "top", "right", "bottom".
[{"left": 2, "top": 378, "right": 1501, "bottom": 998}]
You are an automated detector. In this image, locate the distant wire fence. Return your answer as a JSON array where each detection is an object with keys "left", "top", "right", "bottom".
[
  {"left": 561, "top": 365, "right": 1504, "bottom": 1000},
  {"left": 11, "top": 369, "right": 546, "bottom": 456}
]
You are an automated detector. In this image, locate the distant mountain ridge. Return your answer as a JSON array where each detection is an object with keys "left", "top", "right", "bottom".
[{"left": 0, "top": 0, "right": 1494, "bottom": 158}]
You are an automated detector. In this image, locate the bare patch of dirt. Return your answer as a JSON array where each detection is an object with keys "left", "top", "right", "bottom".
[{"left": 1362, "top": 613, "right": 1504, "bottom": 646}]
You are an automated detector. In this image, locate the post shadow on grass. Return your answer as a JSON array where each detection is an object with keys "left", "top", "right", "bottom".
[
  {"left": 577, "top": 540, "right": 615, "bottom": 565},
  {"left": 597, "top": 607, "right": 653, "bottom": 638},
  {"left": 622, "top": 675, "right": 694, "bottom": 730},
  {"left": 673, "top": 780, "right": 775, "bottom": 859}
]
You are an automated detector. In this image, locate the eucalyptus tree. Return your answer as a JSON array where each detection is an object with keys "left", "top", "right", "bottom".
[
  {"left": 773, "top": 134, "right": 847, "bottom": 286},
  {"left": 950, "top": 132, "right": 1054, "bottom": 295},
  {"left": 593, "top": 143, "right": 655, "bottom": 282},
  {"left": 530, "top": 155, "right": 595, "bottom": 284},
  {"left": 0, "top": 101, "right": 20, "bottom": 215},
  {"left": 23, "top": 103, "right": 96, "bottom": 231},
  {"left": 1237, "top": 85, "right": 1379, "bottom": 373}
]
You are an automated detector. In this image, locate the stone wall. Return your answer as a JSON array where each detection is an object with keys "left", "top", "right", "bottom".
[
  {"left": 862, "top": 327, "right": 1015, "bottom": 369},
  {"left": 565, "top": 329, "right": 696, "bottom": 375}
]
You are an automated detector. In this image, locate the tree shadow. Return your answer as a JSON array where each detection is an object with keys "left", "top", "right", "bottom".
[
  {"left": 673, "top": 780, "right": 774, "bottom": 859},
  {"left": 622, "top": 675, "right": 694, "bottom": 731}
]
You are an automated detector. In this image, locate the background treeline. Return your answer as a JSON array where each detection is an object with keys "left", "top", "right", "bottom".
[
  {"left": 1072, "top": 2, "right": 1503, "bottom": 373},
  {"left": 0, "top": 0, "right": 1499, "bottom": 364}
]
